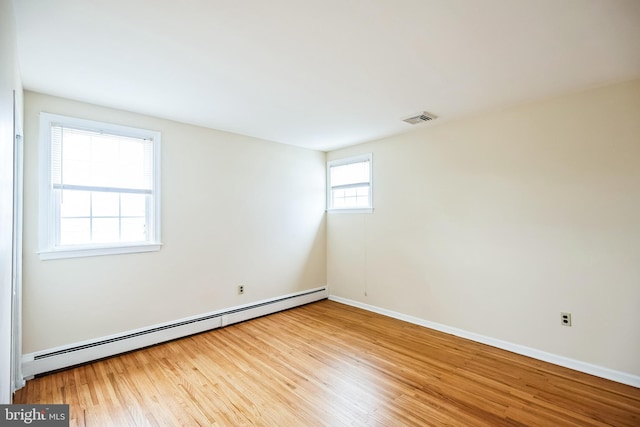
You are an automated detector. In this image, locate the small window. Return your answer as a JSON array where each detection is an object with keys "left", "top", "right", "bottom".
[
  {"left": 39, "top": 113, "right": 161, "bottom": 259},
  {"left": 327, "top": 154, "right": 373, "bottom": 213}
]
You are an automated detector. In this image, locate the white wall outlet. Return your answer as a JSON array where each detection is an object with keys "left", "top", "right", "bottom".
[
  {"left": 561, "top": 312, "right": 572, "bottom": 326},
  {"left": 238, "top": 284, "right": 245, "bottom": 295}
]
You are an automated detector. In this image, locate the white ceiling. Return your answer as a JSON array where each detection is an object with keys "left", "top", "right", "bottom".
[{"left": 13, "top": 0, "right": 640, "bottom": 151}]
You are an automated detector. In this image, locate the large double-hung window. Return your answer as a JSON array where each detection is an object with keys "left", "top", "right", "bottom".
[{"left": 39, "top": 113, "right": 161, "bottom": 259}]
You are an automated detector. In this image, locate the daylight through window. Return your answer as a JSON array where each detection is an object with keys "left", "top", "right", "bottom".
[
  {"left": 327, "top": 154, "right": 373, "bottom": 212},
  {"left": 39, "top": 113, "right": 161, "bottom": 259}
]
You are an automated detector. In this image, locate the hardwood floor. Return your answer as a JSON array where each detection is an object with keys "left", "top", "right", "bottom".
[{"left": 14, "top": 300, "right": 640, "bottom": 426}]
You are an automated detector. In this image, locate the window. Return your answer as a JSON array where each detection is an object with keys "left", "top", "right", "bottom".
[
  {"left": 327, "top": 153, "right": 373, "bottom": 213},
  {"left": 39, "top": 113, "right": 161, "bottom": 259}
]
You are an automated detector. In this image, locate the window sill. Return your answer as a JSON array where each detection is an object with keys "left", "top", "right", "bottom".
[
  {"left": 327, "top": 208, "right": 373, "bottom": 214},
  {"left": 38, "top": 243, "right": 163, "bottom": 260}
]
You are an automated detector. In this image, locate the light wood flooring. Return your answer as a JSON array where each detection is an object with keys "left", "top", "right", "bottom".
[{"left": 14, "top": 300, "right": 640, "bottom": 426}]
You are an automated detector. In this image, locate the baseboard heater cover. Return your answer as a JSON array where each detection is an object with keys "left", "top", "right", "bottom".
[{"left": 22, "top": 286, "right": 328, "bottom": 378}]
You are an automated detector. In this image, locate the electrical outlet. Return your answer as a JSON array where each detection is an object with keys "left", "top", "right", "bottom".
[
  {"left": 238, "top": 284, "right": 245, "bottom": 295},
  {"left": 561, "top": 312, "right": 572, "bottom": 326}
]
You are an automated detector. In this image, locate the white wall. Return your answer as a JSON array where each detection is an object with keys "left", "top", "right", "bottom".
[
  {"left": 22, "top": 92, "right": 326, "bottom": 354},
  {"left": 328, "top": 79, "right": 640, "bottom": 377}
]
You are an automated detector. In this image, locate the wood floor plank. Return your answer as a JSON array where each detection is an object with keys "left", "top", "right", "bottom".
[{"left": 14, "top": 300, "right": 640, "bottom": 426}]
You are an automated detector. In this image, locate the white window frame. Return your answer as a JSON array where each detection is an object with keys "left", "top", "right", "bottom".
[
  {"left": 38, "top": 113, "right": 162, "bottom": 260},
  {"left": 327, "top": 153, "right": 373, "bottom": 213}
]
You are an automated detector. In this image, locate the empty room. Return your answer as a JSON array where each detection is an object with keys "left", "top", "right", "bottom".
[{"left": 1, "top": 0, "right": 639, "bottom": 425}]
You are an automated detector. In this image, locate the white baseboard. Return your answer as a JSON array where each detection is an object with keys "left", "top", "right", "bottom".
[
  {"left": 329, "top": 295, "right": 640, "bottom": 389},
  {"left": 22, "top": 286, "right": 329, "bottom": 378}
]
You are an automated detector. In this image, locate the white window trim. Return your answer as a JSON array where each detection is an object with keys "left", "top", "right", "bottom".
[
  {"left": 327, "top": 153, "right": 373, "bottom": 213},
  {"left": 38, "top": 113, "right": 162, "bottom": 260}
]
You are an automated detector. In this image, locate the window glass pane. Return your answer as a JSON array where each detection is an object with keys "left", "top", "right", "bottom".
[
  {"left": 91, "top": 192, "right": 119, "bottom": 217},
  {"left": 92, "top": 218, "right": 119, "bottom": 243},
  {"left": 121, "top": 218, "right": 146, "bottom": 242},
  {"left": 119, "top": 141, "right": 146, "bottom": 189},
  {"left": 59, "top": 128, "right": 152, "bottom": 190},
  {"left": 331, "top": 161, "right": 369, "bottom": 186},
  {"left": 60, "top": 189, "right": 90, "bottom": 217},
  {"left": 121, "top": 193, "right": 146, "bottom": 217},
  {"left": 332, "top": 185, "right": 369, "bottom": 208},
  {"left": 91, "top": 162, "right": 117, "bottom": 188},
  {"left": 60, "top": 218, "right": 90, "bottom": 245},
  {"left": 62, "top": 132, "right": 90, "bottom": 161},
  {"left": 61, "top": 130, "right": 91, "bottom": 186},
  {"left": 63, "top": 160, "right": 91, "bottom": 186},
  {"left": 91, "top": 134, "right": 119, "bottom": 187},
  {"left": 91, "top": 136, "right": 119, "bottom": 189}
]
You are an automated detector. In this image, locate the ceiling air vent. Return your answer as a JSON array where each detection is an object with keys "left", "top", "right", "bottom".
[{"left": 402, "top": 111, "right": 438, "bottom": 125}]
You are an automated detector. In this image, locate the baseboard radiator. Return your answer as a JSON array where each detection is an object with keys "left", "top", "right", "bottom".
[{"left": 22, "top": 286, "right": 328, "bottom": 378}]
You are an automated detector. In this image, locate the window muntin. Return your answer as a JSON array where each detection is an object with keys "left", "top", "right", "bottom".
[
  {"left": 39, "top": 113, "right": 161, "bottom": 259},
  {"left": 327, "top": 154, "right": 373, "bottom": 212}
]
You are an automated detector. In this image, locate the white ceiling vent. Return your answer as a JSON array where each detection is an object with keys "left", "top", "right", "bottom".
[{"left": 402, "top": 111, "right": 438, "bottom": 125}]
